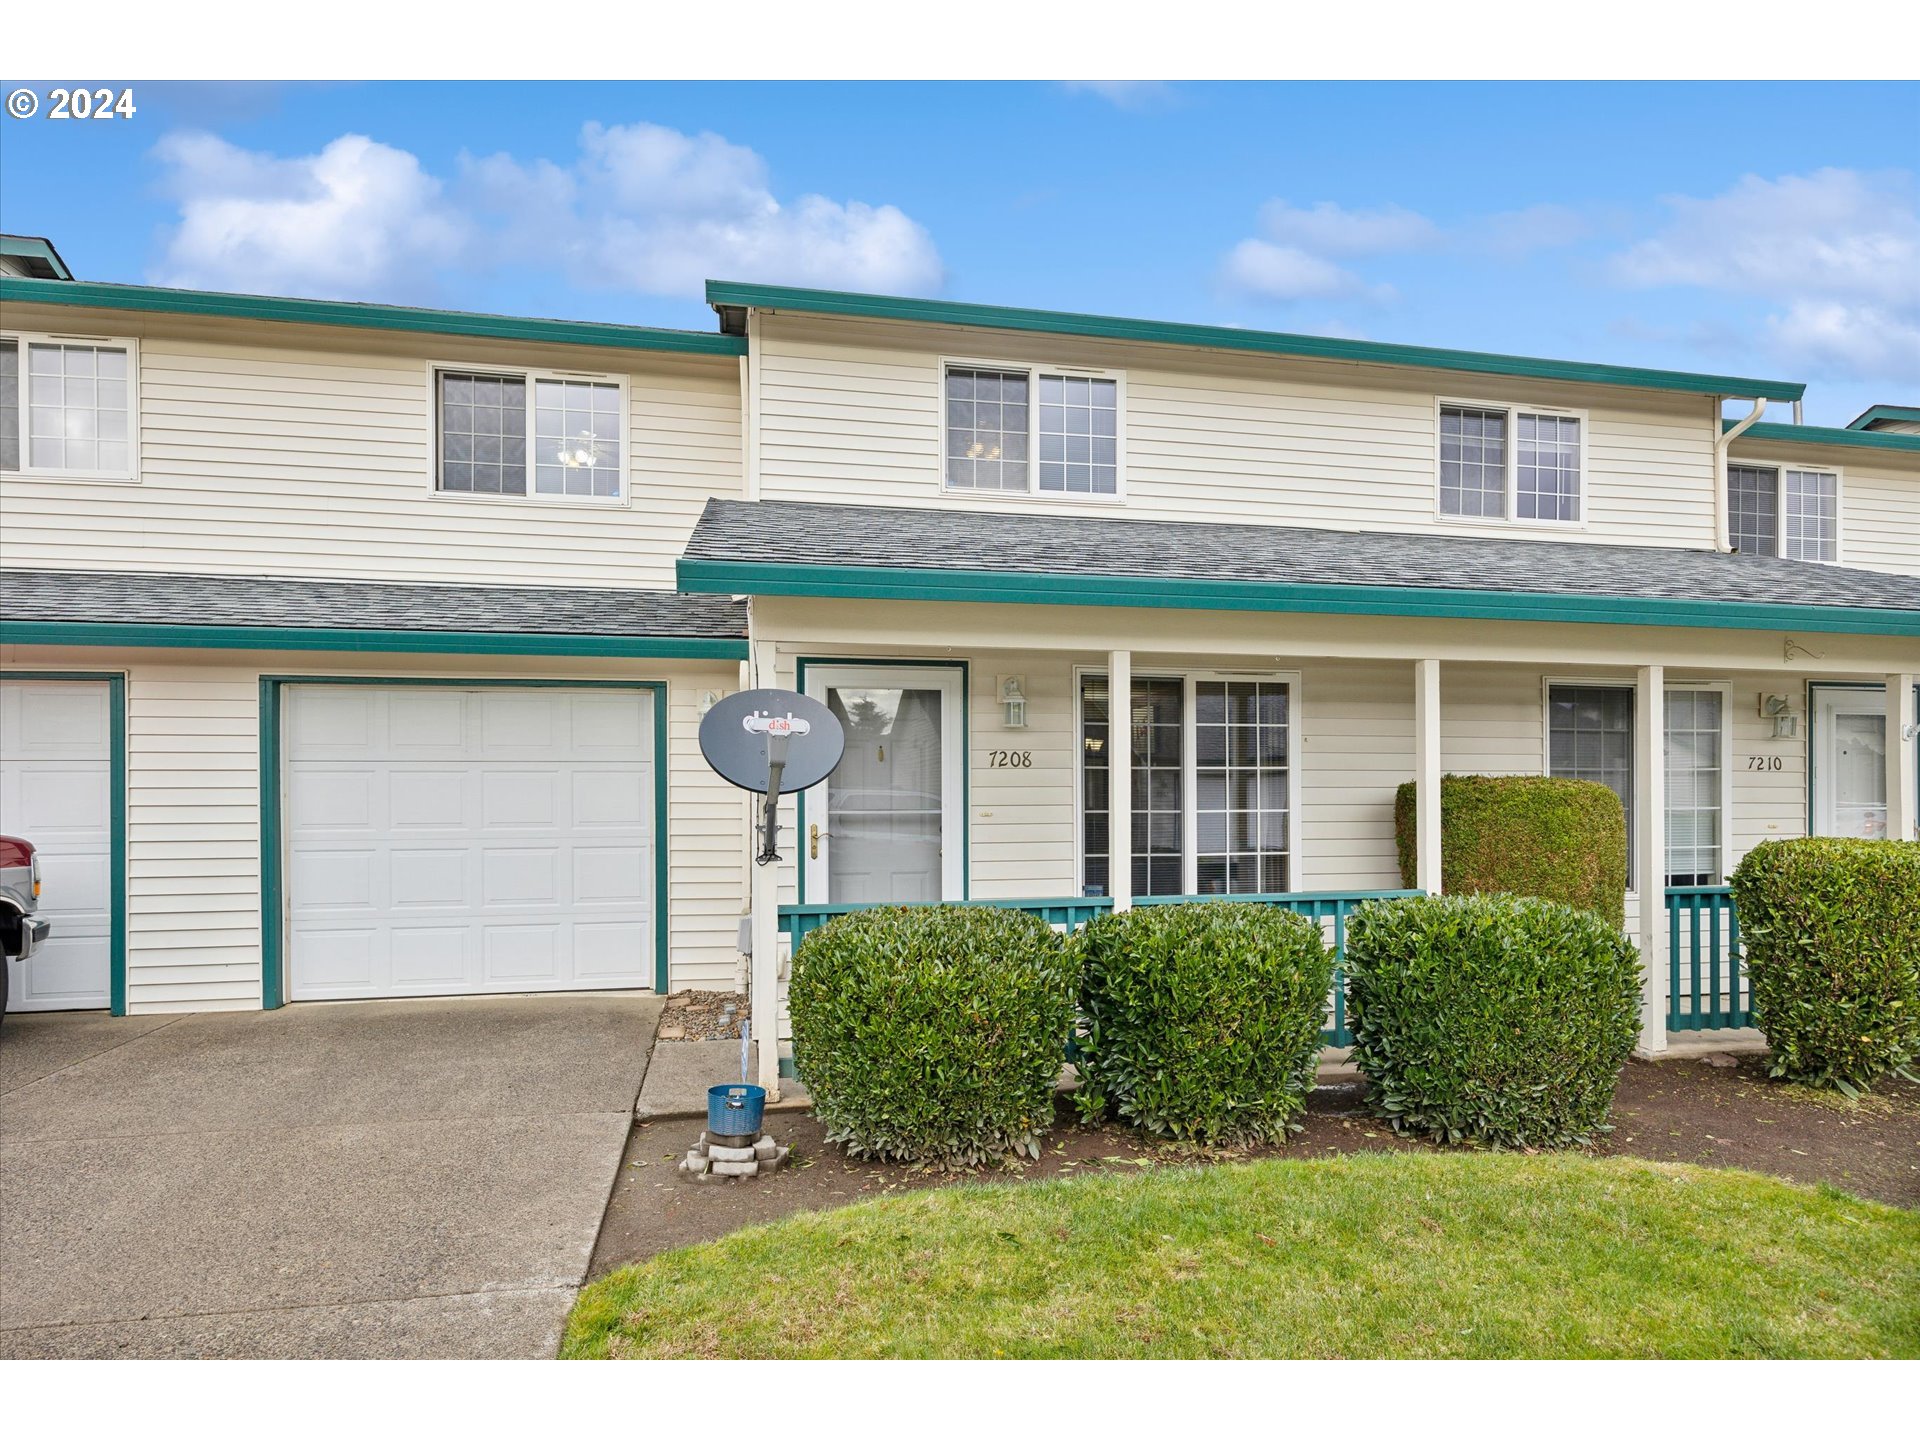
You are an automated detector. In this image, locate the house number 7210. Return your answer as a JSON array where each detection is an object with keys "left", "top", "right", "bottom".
[
  {"left": 987, "top": 750, "right": 1033, "bottom": 768},
  {"left": 1746, "top": 755, "right": 1784, "bottom": 771}
]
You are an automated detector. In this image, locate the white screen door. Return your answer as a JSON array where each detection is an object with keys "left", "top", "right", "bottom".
[
  {"left": 1814, "top": 687, "right": 1888, "bottom": 839},
  {"left": 803, "top": 666, "right": 963, "bottom": 903}
]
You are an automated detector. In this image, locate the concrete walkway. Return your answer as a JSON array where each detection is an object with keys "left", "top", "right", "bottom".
[{"left": 0, "top": 993, "right": 662, "bottom": 1358}]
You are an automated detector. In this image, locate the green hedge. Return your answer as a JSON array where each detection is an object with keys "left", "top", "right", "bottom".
[
  {"left": 1732, "top": 838, "right": 1920, "bottom": 1094},
  {"left": 1395, "top": 774, "right": 1627, "bottom": 928},
  {"left": 788, "top": 905, "right": 1077, "bottom": 1165},
  {"left": 1345, "top": 893, "right": 1641, "bottom": 1148},
  {"left": 1072, "top": 902, "right": 1333, "bottom": 1145}
]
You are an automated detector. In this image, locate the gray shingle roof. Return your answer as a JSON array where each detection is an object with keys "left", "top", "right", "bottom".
[
  {"left": 683, "top": 499, "right": 1920, "bottom": 614},
  {"left": 1, "top": 569, "right": 747, "bottom": 638}
]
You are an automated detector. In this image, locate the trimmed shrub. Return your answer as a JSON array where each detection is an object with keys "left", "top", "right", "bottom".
[
  {"left": 1732, "top": 838, "right": 1920, "bottom": 1094},
  {"left": 788, "top": 905, "right": 1077, "bottom": 1165},
  {"left": 1344, "top": 893, "right": 1641, "bottom": 1148},
  {"left": 1072, "top": 902, "right": 1333, "bottom": 1145},
  {"left": 1396, "top": 774, "right": 1627, "bottom": 928}
]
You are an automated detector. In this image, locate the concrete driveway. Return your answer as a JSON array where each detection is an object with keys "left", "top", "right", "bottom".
[{"left": 0, "top": 994, "right": 662, "bottom": 1358}]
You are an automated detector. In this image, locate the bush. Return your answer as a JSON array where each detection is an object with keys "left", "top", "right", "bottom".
[
  {"left": 1072, "top": 902, "right": 1333, "bottom": 1145},
  {"left": 1344, "top": 893, "right": 1641, "bottom": 1148},
  {"left": 1395, "top": 774, "right": 1627, "bottom": 929},
  {"left": 1732, "top": 838, "right": 1920, "bottom": 1094},
  {"left": 788, "top": 905, "right": 1077, "bottom": 1165}
]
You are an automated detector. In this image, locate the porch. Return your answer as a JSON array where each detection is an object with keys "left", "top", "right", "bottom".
[{"left": 779, "top": 884, "right": 1752, "bottom": 1047}]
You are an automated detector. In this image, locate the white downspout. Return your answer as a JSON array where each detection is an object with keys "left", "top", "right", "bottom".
[{"left": 1714, "top": 397, "right": 1768, "bottom": 552}]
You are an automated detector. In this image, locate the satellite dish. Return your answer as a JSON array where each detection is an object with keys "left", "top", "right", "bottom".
[
  {"left": 699, "top": 689, "right": 845, "bottom": 794},
  {"left": 699, "top": 689, "right": 846, "bottom": 865}
]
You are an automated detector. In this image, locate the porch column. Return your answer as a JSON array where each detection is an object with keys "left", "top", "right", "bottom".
[
  {"left": 1109, "top": 648, "right": 1133, "bottom": 912},
  {"left": 1413, "top": 659, "right": 1442, "bottom": 893},
  {"left": 749, "top": 638, "right": 783, "bottom": 1098},
  {"left": 1634, "top": 665, "right": 1668, "bottom": 1057},
  {"left": 1890, "top": 675, "right": 1918, "bottom": 843}
]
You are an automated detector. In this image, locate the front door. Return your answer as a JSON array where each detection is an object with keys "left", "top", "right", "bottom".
[
  {"left": 802, "top": 666, "right": 963, "bottom": 904},
  {"left": 1813, "top": 687, "right": 1889, "bottom": 839}
]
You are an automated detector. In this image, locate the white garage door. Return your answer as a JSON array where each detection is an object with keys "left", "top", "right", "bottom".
[
  {"left": 283, "top": 684, "right": 656, "bottom": 1001},
  {"left": 1, "top": 678, "right": 114, "bottom": 1012}
]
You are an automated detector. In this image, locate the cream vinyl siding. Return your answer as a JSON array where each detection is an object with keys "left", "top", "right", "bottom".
[
  {"left": 0, "top": 307, "right": 741, "bottom": 589},
  {"left": 2, "top": 648, "right": 745, "bottom": 1012},
  {"left": 1835, "top": 463, "right": 1920, "bottom": 577},
  {"left": 752, "top": 314, "right": 1719, "bottom": 549}
]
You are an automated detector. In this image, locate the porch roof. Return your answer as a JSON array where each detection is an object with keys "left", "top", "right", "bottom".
[
  {"left": 678, "top": 499, "right": 1920, "bottom": 638},
  {"left": 0, "top": 568, "right": 750, "bottom": 659}
]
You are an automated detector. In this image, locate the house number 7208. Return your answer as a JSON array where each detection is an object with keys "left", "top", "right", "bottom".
[{"left": 987, "top": 750, "right": 1033, "bottom": 768}]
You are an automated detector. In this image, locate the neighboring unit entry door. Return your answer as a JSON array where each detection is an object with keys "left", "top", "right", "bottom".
[
  {"left": 802, "top": 666, "right": 963, "bottom": 904},
  {"left": 1813, "top": 686, "right": 1890, "bottom": 840}
]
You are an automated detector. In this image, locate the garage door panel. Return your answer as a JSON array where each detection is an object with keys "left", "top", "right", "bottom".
[
  {"left": 284, "top": 685, "right": 653, "bottom": 1001},
  {"left": 3, "top": 679, "right": 113, "bottom": 1012},
  {"left": 481, "top": 771, "right": 561, "bottom": 828},
  {"left": 575, "top": 771, "right": 646, "bottom": 828},
  {"left": 288, "top": 687, "right": 372, "bottom": 749}
]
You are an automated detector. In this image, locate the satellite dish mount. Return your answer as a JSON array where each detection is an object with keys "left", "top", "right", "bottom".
[{"left": 698, "top": 689, "right": 847, "bottom": 868}]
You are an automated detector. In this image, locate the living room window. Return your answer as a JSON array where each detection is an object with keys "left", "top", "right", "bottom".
[
  {"left": 1079, "top": 671, "right": 1296, "bottom": 898},
  {"left": 946, "top": 361, "right": 1122, "bottom": 497},
  {"left": 435, "top": 367, "right": 625, "bottom": 502},
  {"left": 1438, "top": 399, "right": 1584, "bottom": 524},
  {"left": 0, "top": 332, "right": 138, "bottom": 480},
  {"left": 1727, "top": 463, "right": 1839, "bottom": 561}
]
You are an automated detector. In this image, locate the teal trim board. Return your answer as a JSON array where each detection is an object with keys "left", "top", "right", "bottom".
[
  {"left": 258, "top": 676, "right": 671, "bottom": 1008},
  {"left": 793, "top": 658, "right": 970, "bottom": 906},
  {"left": 1846, "top": 406, "right": 1920, "bottom": 432},
  {"left": 708, "top": 280, "right": 1806, "bottom": 402},
  {"left": 0, "top": 619, "right": 747, "bottom": 661},
  {"left": 1726, "top": 419, "right": 1920, "bottom": 455},
  {"left": 0, "top": 671, "right": 127, "bottom": 1014},
  {"left": 679, "top": 558, "right": 1920, "bottom": 638},
  {"left": 0, "top": 236, "right": 74, "bottom": 280},
  {"left": 0, "top": 275, "right": 746, "bottom": 357}
]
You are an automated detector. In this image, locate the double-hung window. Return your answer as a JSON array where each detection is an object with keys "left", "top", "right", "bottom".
[
  {"left": 1079, "top": 672, "right": 1296, "bottom": 898},
  {"left": 0, "top": 332, "right": 138, "bottom": 480},
  {"left": 1545, "top": 682, "right": 1730, "bottom": 888},
  {"left": 1727, "top": 463, "right": 1838, "bottom": 561},
  {"left": 945, "top": 363, "right": 1121, "bottom": 497},
  {"left": 435, "top": 367, "right": 625, "bottom": 501},
  {"left": 1438, "top": 400, "right": 1584, "bottom": 524}
]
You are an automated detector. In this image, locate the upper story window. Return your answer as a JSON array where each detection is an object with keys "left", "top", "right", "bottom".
[
  {"left": 1438, "top": 400, "right": 1583, "bottom": 524},
  {"left": 1727, "top": 463, "right": 1838, "bottom": 562},
  {"left": 945, "top": 363, "right": 1121, "bottom": 497},
  {"left": 0, "top": 332, "right": 138, "bottom": 480},
  {"left": 435, "top": 367, "right": 624, "bottom": 502}
]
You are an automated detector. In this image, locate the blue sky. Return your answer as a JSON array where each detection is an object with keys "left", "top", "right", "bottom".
[{"left": 2, "top": 80, "right": 1915, "bottom": 423}]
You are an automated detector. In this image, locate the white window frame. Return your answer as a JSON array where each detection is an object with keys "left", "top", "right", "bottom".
[
  {"left": 427, "top": 361, "right": 632, "bottom": 508},
  {"left": 940, "top": 356, "right": 1127, "bottom": 502},
  {"left": 1725, "top": 458, "right": 1844, "bottom": 564},
  {"left": 1662, "top": 680, "right": 1734, "bottom": 887},
  {"left": 1071, "top": 666, "right": 1303, "bottom": 897},
  {"left": 1435, "top": 395, "right": 1588, "bottom": 530},
  {"left": 0, "top": 330, "right": 141, "bottom": 483},
  {"left": 1540, "top": 676, "right": 1735, "bottom": 896}
]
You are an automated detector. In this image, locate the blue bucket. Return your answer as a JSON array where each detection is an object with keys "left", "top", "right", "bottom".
[{"left": 707, "top": 1083, "right": 766, "bottom": 1139}]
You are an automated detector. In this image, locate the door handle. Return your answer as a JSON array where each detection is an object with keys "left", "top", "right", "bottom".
[{"left": 810, "top": 823, "right": 820, "bottom": 859}]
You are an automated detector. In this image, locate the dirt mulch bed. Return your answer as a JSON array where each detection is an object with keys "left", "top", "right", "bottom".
[
  {"left": 656, "top": 990, "right": 748, "bottom": 1042},
  {"left": 588, "top": 1053, "right": 1920, "bottom": 1280}
]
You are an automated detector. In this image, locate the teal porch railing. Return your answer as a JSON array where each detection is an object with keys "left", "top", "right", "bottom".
[
  {"left": 1666, "top": 885, "right": 1747, "bottom": 1031},
  {"left": 777, "top": 888, "right": 1421, "bottom": 1047}
]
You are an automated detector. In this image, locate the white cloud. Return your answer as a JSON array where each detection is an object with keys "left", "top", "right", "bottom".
[
  {"left": 1252, "top": 199, "right": 1437, "bottom": 258},
  {"left": 1221, "top": 240, "right": 1396, "bottom": 303},
  {"left": 1220, "top": 198, "right": 1432, "bottom": 303},
  {"left": 151, "top": 132, "right": 469, "bottom": 301},
  {"left": 148, "top": 120, "right": 943, "bottom": 304},
  {"left": 1609, "top": 168, "right": 1920, "bottom": 381},
  {"left": 1477, "top": 203, "right": 1591, "bottom": 257},
  {"left": 467, "top": 121, "right": 943, "bottom": 297},
  {"left": 1061, "top": 81, "right": 1174, "bottom": 109}
]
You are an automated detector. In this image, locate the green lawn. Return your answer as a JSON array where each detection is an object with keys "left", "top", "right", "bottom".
[{"left": 565, "top": 1153, "right": 1920, "bottom": 1358}]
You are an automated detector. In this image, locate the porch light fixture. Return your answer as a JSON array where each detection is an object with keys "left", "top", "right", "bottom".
[{"left": 1000, "top": 675, "right": 1028, "bottom": 729}]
